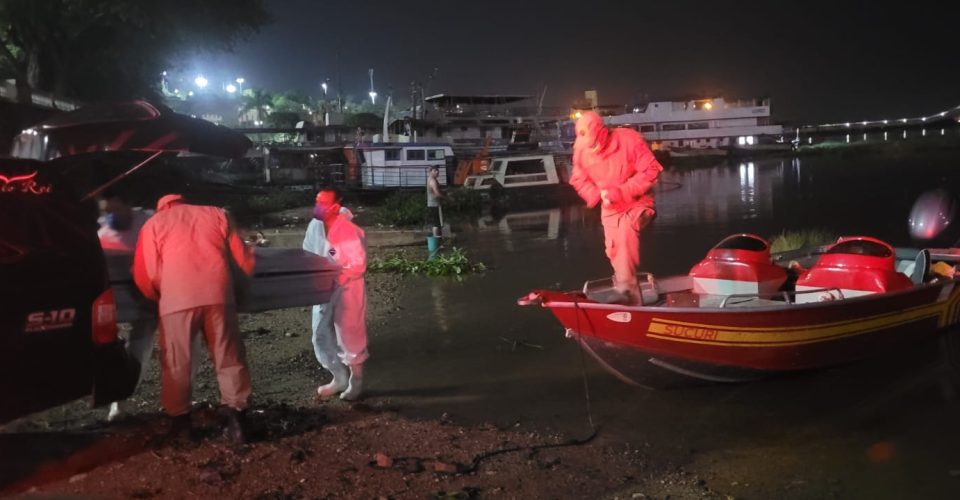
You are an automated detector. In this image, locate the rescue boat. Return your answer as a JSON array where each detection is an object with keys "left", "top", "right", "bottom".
[{"left": 518, "top": 234, "right": 960, "bottom": 385}]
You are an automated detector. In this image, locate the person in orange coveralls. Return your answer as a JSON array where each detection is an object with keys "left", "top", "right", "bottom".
[
  {"left": 133, "top": 194, "right": 255, "bottom": 443},
  {"left": 569, "top": 111, "right": 663, "bottom": 303}
]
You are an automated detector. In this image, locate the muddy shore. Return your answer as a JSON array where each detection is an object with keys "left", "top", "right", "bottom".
[
  {"left": 4, "top": 202, "right": 960, "bottom": 498},
  {"left": 0, "top": 235, "right": 720, "bottom": 499}
]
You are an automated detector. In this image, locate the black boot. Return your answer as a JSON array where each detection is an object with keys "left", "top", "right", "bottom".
[
  {"left": 166, "top": 413, "right": 196, "bottom": 444},
  {"left": 220, "top": 407, "right": 247, "bottom": 445}
]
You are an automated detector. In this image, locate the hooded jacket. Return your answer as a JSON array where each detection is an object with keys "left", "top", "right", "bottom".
[{"left": 570, "top": 113, "right": 663, "bottom": 220}]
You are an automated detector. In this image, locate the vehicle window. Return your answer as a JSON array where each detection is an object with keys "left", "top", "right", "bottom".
[
  {"left": 661, "top": 123, "right": 685, "bottom": 131},
  {"left": 385, "top": 149, "right": 400, "bottom": 161},
  {"left": 406, "top": 149, "right": 426, "bottom": 161},
  {"left": 639, "top": 125, "right": 655, "bottom": 133},
  {"left": 427, "top": 149, "right": 445, "bottom": 160},
  {"left": 0, "top": 195, "right": 99, "bottom": 262},
  {"left": 505, "top": 159, "right": 545, "bottom": 176},
  {"left": 41, "top": 101, "right": 160, "bottom": 128},
  {"left": 492, "top": 160, "right": 505, "bottom": 173}
]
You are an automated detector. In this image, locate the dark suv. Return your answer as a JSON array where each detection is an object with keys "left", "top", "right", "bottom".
[{"left": 0, "top": 160, "right": 139, "bottom": 424}]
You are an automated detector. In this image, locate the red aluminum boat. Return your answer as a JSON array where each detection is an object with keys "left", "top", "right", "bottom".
[{"left": 519, "top": 234, "right": 960, "bottom": 386}]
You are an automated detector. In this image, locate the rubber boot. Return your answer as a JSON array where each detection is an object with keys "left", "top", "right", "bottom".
[
  {"left": 340, "top": 363, "right": 364, "bottom": 401},
  {"left": 107, "top": 401, "right": 121, "bottom": 422},
  {"left": 317, "top": 363, "right": 349, "bottom": 398},
  {"left": 166, "top": 413, "right": 197, "bottom": 446},
  {"left": 220, "top": 407, "right": 247, "bottom": 445}
]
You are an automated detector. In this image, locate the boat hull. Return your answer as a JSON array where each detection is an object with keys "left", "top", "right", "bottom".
[{"left": 524, "top": 281, "right": 960, "bottom": 383}]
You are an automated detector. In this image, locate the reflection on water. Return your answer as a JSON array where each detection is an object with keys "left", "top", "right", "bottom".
[
  {"left": 431, "top": 280, "right": 450, "bottom": 333},
  {"left": 462, "top": 150, "right": 960, "bottom": 274}
]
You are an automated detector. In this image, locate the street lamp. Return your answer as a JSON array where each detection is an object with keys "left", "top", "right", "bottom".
[
  {"left": 194, "top": 75, "right": 208, "bottom": 88},
  {"left": 321, "top": 82, "right": 328, "bottom": 95},
  {"left": 368, "top": 68, "right": 376, "bottom": 105},
  {"left": 226, "top": 84, "right": 237, "bottom": 94},
  {"left": 235, "top": 77, "right": 245, "bottom": 92}
]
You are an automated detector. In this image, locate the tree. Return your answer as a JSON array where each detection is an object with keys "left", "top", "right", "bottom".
[
  {"left": 0, "top": 0, "right": 270, "bottom": 102},
  {"left": 266, "top": 111, "right": 300, "bottom": 128},
  {"left": 240, "top": 88, "right": 273, "bottom": 124},
  {"left": 345, "top": 112, "right": 382, "bottom": 130}
]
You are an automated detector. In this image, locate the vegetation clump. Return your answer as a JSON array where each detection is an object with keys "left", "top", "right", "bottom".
[
  {"left": 374, "top": 188, "right": 484, "bottom": 227},
  {"left": 768, "top": 229, "right": 837, "bottom": 253},
  {"left": 374, "top": 191, "right": 425, "bottom": 227},
  {"left": 369, "top": 247, "right": 486, "bottom": 277}
]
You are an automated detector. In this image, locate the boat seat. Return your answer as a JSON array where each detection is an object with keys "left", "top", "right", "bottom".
[
  {"left": 583, "top": 274, "right": 662, "bottom": 306},
  {"left": 913, "top": 248, "right": 930, "bottom": 284}
]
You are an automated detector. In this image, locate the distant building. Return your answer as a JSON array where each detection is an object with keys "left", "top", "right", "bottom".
[
  {"left": 605, "top": 97, "right": 783, "bottom": 150},
  {"left": 385, "top": 93, "right": 568, "bottom": 154}
]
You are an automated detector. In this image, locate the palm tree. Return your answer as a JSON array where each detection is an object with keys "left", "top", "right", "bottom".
[{"left": 240, "top": 88, "right": 273, "bottom": 126}]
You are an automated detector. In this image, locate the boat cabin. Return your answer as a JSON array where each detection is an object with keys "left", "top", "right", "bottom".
[
  {"left": 463, "top": 154, "right": 568, "bottom": 190},
  {"left": 347, "top": 143, "right": 454, "bottom": 189}
]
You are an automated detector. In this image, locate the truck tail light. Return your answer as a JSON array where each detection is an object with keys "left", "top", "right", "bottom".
[{"left": 91, "top": 288, "right": 118, "bottom": 345}]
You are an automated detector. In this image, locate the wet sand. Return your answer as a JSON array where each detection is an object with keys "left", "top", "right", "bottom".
[{"left": 0, "top": 242, "right": 718, "bottom": 499}]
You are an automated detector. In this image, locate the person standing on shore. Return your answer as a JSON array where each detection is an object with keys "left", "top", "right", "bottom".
[
  {"left": 569, "top": 111, "right": 663, "bottom": 303},
  {"left": 133, "top": 194, "right": 256, "bottom": 442},
  {"left": 97, "top": 190, "right": 155, "bottom": 422},
  {"left": 426, "top": 166, "right": 444, "bottom": 237},
  {"left": 303, "top": 188, "right": 369, "bottom": 401}
]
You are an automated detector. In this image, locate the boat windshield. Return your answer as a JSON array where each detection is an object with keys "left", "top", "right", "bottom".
[
  {"left": 826, "top": 240, "right": 892, "bottom": 257},
  {"left": 715, "top": 235, "right": 768, "bottom": 252}
]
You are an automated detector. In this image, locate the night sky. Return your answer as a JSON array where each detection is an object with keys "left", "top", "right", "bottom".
[{"left": 188, "top": 0, "right": 958, "bottom": 124}]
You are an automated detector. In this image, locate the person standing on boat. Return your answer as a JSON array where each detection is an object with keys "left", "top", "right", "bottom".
[
  {"left": 303, "top": 188, "right": 368, "bottom": 401},
  {"left": 570, "top": 111, "right": 663, "bottom": 303}
]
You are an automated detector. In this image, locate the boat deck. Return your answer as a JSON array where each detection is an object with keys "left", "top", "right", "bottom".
[{"left": 584, "top": 274, "right": 794, "bottom": 309}]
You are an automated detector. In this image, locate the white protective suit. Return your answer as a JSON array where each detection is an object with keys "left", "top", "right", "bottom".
[
  {"left": 302, "top": 208, "right": 368, "bottom": 398},
  {"left": 97, "top": 208, "right": 185, "bottom": 421},
  {"left": 99, "top": 209, "right": 157, "bottom": 383}
]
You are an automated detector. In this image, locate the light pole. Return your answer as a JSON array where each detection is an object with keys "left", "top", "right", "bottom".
[
  {"left": 368, "top": 68, "right": 377, "bottom": 105},
  {"left": 320, "top": 80, "right": 330, "bottom": 126},
  {"left": 236, "top": 77, "right": 245, "bottom": 93}
]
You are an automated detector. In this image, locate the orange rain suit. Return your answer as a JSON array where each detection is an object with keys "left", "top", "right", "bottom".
[
  {"left": 569, "top": 112, "right": 663, "bottom": 293},
  {"left": 133, "top": 195, "right": 255, "bottom": 416}
]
